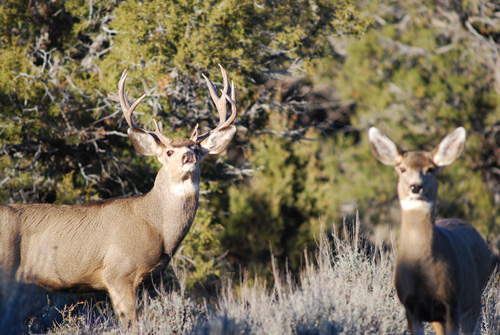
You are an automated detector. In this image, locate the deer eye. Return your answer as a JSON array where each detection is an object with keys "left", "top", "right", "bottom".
[
  {"left": 167, "top": 150, "right": 174, "bottom": 157},
  {"left": 400, "top": 167, "right": 406, "bottom": 173}
]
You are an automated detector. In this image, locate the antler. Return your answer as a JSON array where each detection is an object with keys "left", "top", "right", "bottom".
[
  {"left": 191, "top": 64, "right": 237, "bottom": 142},
  {"left": 119, "top": 70, "right": 172, "bottom": 146}
]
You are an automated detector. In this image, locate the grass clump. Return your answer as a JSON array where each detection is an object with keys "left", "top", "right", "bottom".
[{"left": 198, "top": 223, "right": 408, "bottom": 334}]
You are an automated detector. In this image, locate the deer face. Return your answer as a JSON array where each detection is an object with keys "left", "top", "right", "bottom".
[
  {"left": 368, "top": 126, "right": 466, "bottom": 211},
  {"left": 157, "top": 139, "right": 204, "bottom": 179},
  {"left": 118, "top": 65, "right": 237, "bottom": 184},
  {"left": 395, "top": 152, "right": 439, "bottom": 210}
]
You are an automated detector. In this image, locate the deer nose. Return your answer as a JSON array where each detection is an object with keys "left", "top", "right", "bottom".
[
  {"left": 410, "top": 185, "right": 423, "bottom": 194},
  {"left": 182, "top": 152, "right": 196, "bottom": 165}
]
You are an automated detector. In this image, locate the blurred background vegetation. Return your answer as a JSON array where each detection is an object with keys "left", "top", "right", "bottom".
[{"left": 0, "top": 0, "right": 499, "bottom": 292}]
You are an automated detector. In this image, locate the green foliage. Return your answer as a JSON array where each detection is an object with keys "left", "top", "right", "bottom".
[
  {"left": 329, "top": 0, "right": 500, "bottom": 236},
  {"left": 221, "top": 0, "right": 500, "bottom": 280},
  {"left": 106, "top": 0, "right": 371, "bottom": 74},
  {"left": 223, "top": 131, "right": 329, "bottom": 275},
  {"left": 222, "top": 124, "right": 397, "bottom": 276}
]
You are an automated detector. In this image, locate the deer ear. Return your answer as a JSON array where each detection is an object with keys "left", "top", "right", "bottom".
[
  {"left": 432, "top": 127, "right": 466, "bottom": 167},
  {"left": 199, "top": 126, "right": 236, "bottom": 155},
  {"left": 368, "top": 127, "right": 403, "bottom": 166},
  {"left": 127, "top": 128, "right": 164, "bottom": 157}
]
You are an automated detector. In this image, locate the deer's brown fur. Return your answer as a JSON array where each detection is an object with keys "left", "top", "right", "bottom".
[
  {"left": 369, "top": 127, "right": 492, "bottom": 335},
  {"left": 0, "top": 65, "right": 237, "bottom": 327}
]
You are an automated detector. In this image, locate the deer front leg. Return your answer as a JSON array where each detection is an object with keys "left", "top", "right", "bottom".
[
  {"left": 444, "top": 304, "right": 459, "bottom": 335},
  {"left": 431, "top": 322, "right": 445, "bottom": 335},
  {"left": 431, "top": 306, "right": 459, "bottom": 335},
  {"left": 459, "top": 303, "right": 481, "bottom": 334},
  {"left": 106, "top": 276, "right": 138, "bottom": 328},
  {"left": 406, "top": 310, "right": 424, "bottom": 335}
]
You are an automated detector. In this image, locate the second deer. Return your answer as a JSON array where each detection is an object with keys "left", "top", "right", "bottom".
[
  {"left": 0, "top": 65, "right": 237, "bottom": 327},
  {"left": 368, "top": 126, "right": 492, "bottom": 335}
]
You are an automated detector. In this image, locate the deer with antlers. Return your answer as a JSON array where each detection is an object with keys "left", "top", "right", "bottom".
[{"left": 0, "top": 65, "right": 237, "bottom": 327}]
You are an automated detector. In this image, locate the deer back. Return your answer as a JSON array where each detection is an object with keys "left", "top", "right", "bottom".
[{"left": 435, "top": 219, "right": 492, "bottom": 291}]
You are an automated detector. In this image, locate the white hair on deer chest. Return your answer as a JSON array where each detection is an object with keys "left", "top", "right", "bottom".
[{"left": 170, "top": 179, "right": 199, "bottom": 196}]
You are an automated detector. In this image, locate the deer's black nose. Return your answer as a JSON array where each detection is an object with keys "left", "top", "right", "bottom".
[{"left": 410, "top": 185, "right": 423, "bottom": 194}]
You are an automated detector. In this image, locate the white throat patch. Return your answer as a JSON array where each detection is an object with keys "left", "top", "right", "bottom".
[
  {"left": 171, "top": 180, "right": 199, "bottom": 196},
  {"left": 400, "top": 198, "right": 434, "bottom": 211},
  {"left": 182, "top": 163, "right": 196, "bottom": 172}
]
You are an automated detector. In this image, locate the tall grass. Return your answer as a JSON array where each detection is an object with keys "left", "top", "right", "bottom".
[
  {"left": 196, "top": 226, "right": 408, "bottom": 334},
  {"left": 3, "top": 223, "right": 499, "bottom": 334}
]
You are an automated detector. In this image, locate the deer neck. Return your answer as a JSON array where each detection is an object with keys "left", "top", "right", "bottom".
[
  {"left": 398, "top": 200, "right": 436, "bottom": 259},
  {"left": 137, "top": 166, "right": 200, "bottom": 255},
  {"left": 155, "top": 164, "right": 201, "bottom": 198}
]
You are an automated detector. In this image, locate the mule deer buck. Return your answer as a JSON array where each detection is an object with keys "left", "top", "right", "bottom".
[
  {"left": 0, "top": 65, "right": 237, "bottom": 327},
  {"left": 368, "top": 126, "right": 492, "bottom": 335}
]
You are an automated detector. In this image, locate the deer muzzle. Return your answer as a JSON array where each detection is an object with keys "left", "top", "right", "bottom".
[
  {"left": 182, "top": 152, "right": 196, "bottom": 165},
  {"left": 410, "top": 184, "right": 423, "bottom": 194}
]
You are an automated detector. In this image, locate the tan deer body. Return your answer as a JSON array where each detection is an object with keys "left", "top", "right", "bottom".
[
  {"left": 0, "top": 65, "right": 237, "bottom": 327},
  {"left": 369, "top": 127, "right": 491, "bottom": 335}
]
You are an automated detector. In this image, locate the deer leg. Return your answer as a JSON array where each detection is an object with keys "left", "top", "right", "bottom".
[
  {"left": 406, "top": 311, "right": 424, "bottom": 335},
  {"left": 0, "top": 207, "right": 21, "bottom": 274},
  {"left": 105, "top": 276, "right": 137, "bottom": 328},
  {"left": 443, "top": 305, "right": 459, "bottom": 335},
  {"left": 460, "top": 306, "right": 480, "bottom": 335},
  {"left": 431, "top": 322, "right": 445, "bottom": 335}
]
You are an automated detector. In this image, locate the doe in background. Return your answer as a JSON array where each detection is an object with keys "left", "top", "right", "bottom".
[{"left": 368, "top": 126, "right": 492, "bottom": 335}]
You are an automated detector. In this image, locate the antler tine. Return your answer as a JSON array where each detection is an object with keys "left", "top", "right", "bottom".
[
  {"left": 152, "top": 120, "right": 172, "bottom": 146},
  {"left": 219, "top": 63, "right": 229, "bottom": 100},
  {"left": 231, "top": 78, "right": 236, "bottom": 102},
  {"left": 204, "top": 65, "right": 233, "bottom": 125},
  {"left": 118, "top": 70, "right": 146, "bottom": 129},
  {"left": 190, "top": 124, "right": 199, "bottom": 142},
  {"left": 125, "top": 89, "right": 131, "bottom": 108},
  {"left": 196, "top": 65, "right": 236, "bottom": 142},
  {"left": 202, "top": 73, "right": 227, "bottom": 125},
  {"left": 119, "top": 70, "right": 172, "bottom": 145},
  {"left": 217, "top": 64, "right": 231, "bottom": 126},
  {"left": 118, "top": 71, "right": 132, "bottom": 125},
  {"left": 219, "top": 81, "right": 237, "bottom": 128}
]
